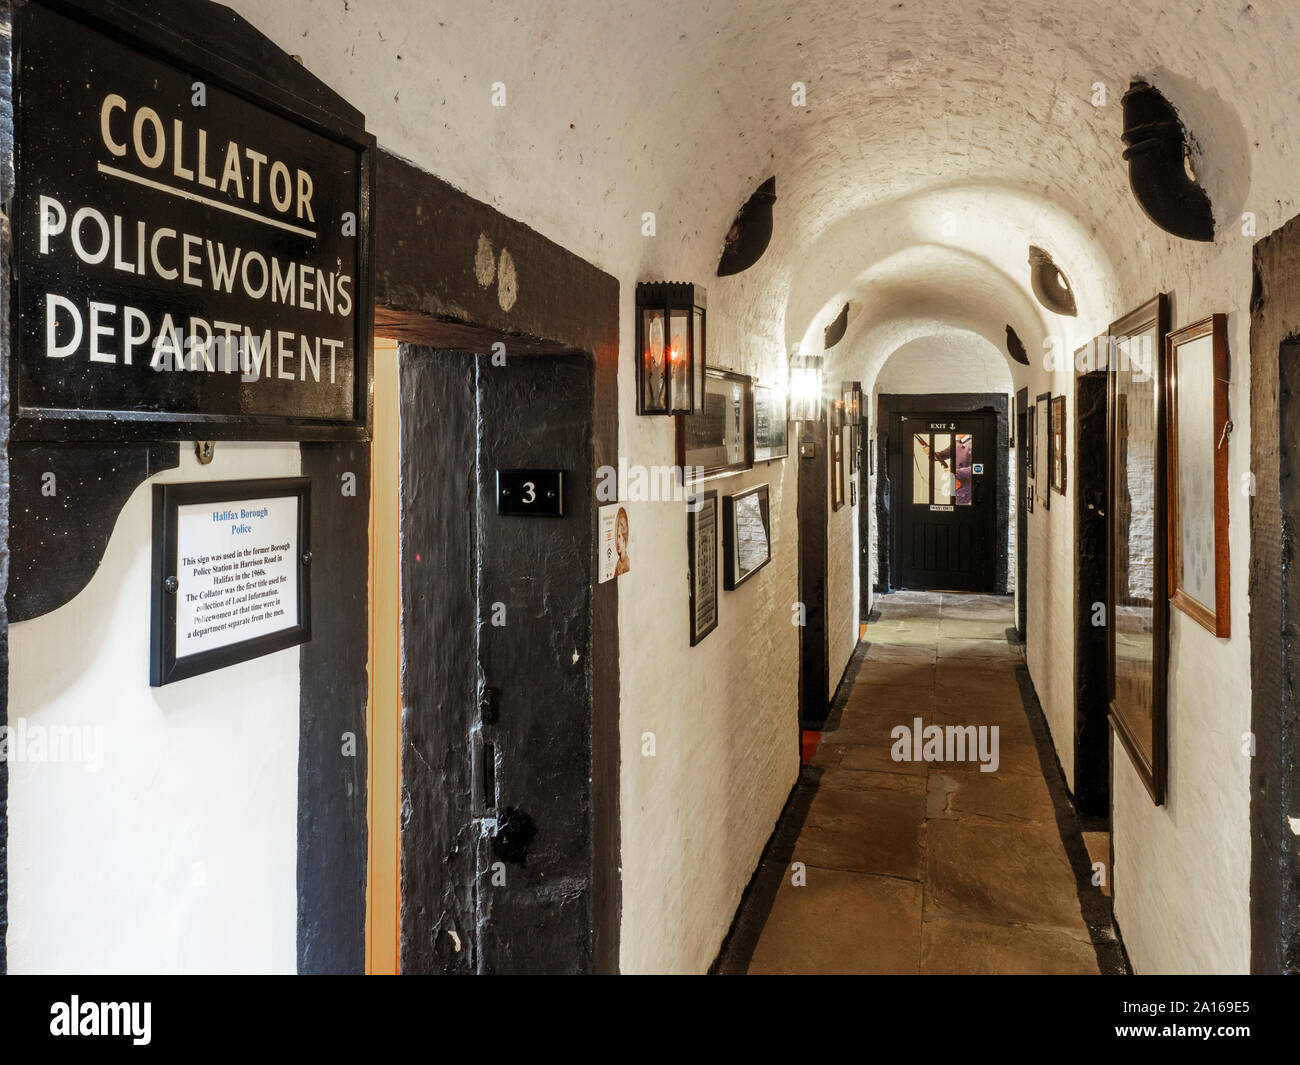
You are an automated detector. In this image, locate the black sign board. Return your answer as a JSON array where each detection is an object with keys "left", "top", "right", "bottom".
[
  {"left": 12, "top": 0, "right": 374, "bottom": 441},
  {"left": 150, "top": 477, "right": 311, "bottom": 686},
  {"left": 496, "top": 469, "right": 565, "bottom": 517}
]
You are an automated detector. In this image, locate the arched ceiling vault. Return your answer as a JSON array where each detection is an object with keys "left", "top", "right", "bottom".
[{"left": 234, "top": 0, "right": 1298, "bottom": 381}]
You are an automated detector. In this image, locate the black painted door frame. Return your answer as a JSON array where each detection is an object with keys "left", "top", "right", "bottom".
[
  {"left": 798, "top": 415, "right": 830, "bottom": 727},
  {"left": 1073, "top": 370, "right": 1109, "bottom": 816},
  {"left": 374, "top": 151, "right": 620, "bottom": 975},
  {"left": 1248, "top": 213, "right": 1300, "bottom": 973},
  {"left": 876, "top": 393, "right": 1010, "bottom": 595},
  {"left": 1015, "top": 387, "right": 1028, "bottom": 638}
]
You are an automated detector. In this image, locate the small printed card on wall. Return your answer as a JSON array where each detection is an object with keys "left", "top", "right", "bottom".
[
  {"left": 598, "top": 503, "right": 631, "bottom": 583},
  {"left": 150, "top": 477, "right": 311, "bottom": 686}
]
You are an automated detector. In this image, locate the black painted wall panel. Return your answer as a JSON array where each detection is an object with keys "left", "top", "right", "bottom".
[
  {"left": 475, "top": 353, "right": 595, "bottom": 973},
  {"left": 799, "top": 418, "right": 830, "bottom": 726},
  {"left": 1074, "top": 372, "right": 1109, "bottom": 815},
  {"left": 398, "top": 347, "right": 600, "bottom": 974},
  {"left": 398, "top": 347, "right": 480, "bottom": 974},
  {"left": 1250, "top": 216, "right": 1300, "bottom": 971},
  {"left": 297, "top": 441, "right": 370, "bottom": 974},
  {"left": 1, "top": 0, "right": 12, "bottom": 975}
]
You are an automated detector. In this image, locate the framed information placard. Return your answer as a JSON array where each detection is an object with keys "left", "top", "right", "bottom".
[
  {"left": 722, "top": 483, "right": 772, "bottom": 589},
  {"left": 1166, "top": 313, "right": 1230, "bottom": 637},
  {"left": 150, "top": 477, "right": 311, "bottom": 685},
  {"left": 687, "top": 491, "right": 719, "bottom": 645}
]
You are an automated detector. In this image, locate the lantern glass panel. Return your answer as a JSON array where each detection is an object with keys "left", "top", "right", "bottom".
[
  {"left": 642, "top": 307, "right": 667, "bottom": 412},
  {"left": 693, "top": 307, "right": 706, "bottom": 410},
  {"left": 669, "top": 309, "right": 691, "bottom": 413}
]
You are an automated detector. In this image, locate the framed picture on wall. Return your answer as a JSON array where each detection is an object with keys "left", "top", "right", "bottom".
[
  {"left": 677, "top": 368, "right": 753, "bottom": 478},
  {"left": 1049, "top": 394, "right": 1067, "bottom": 495},
  {"left": 722, "top": 483, "right": 771, "bottom": 589},
  {"left": 1035, "top": 392, "right": 1051, "bottom": 510},
  {"left": 830, "top": 422, "right": 845, "bottom": 511},
  {"left": 752, "top": 383, "right": 789, "bottom": 462},
  {"left": 686, "top": 490, "right": 719, "bottom": 645},
  {"left": 1166, "top": 313, "right": 1230, "bottom": 637},
  {"left": 1108, "top": 292, "right": 1171, "bottom": 806},
  {"left": 1027, "top": 399, "right": 1037, "bottom": 481}
]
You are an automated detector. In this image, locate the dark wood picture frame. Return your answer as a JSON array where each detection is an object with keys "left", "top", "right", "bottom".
[
  {"left": 687, "top": 490, "right": 719, "bottom": 645},
  {"left": 1050, "top": 394, "right": 1067, "bottom": 495},
  {"left": 1107, "top": 293, "right": 1171, "bottom": 805},
  {"left": 150, "top": 476, "right": 312, "bottom": 686},
  {"left": 830, "top": 420, "right": 845, "bottom": 511},
  {"left": 722, "top": 482, "right": 772, "bottom": 589},
  {"left": 677, "top": 367, "right": 753, "bottom": 479},
  {"left": 1166, "top": 313, "right": 1230, "bottom": 637},
  {"left": 1035, "top": 392, "right": 1051, "bottom": 511},
  {"left": 1027, "top": 397, "right": 1037, "bottom": 481},
  {"left": 752, "top": 382, "right": 789, "bottom": 461}
]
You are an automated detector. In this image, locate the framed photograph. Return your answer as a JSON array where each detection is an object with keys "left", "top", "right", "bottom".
[
  {"left": 1108, "top": 293, "right": 1171, "bottom": 805},
  {"left": 752, "top": 383, "right": 789, "bottom": 461},
  {"left": 830, "top": 424, "right": 845, "bottom": 511},
  {"left": 687, "top": 491, "right": 719, "bottom": 645},
  {"left": 722, "top": 483, "right": 772, "bottom": 589},
  {"left": 677, "top": 368, "right": 753, "bottom": 479},
  {"left": 1166, "top": 313, "right": 1230, "bottom": 637},
  {"left": 1027, "top": 400, "right": 1037, "bottom": 480},
  {"left": 1035, "top": 393, "right": 1051, "bottom": 510},
  {"left": 150, "top": 477, "right": 311, "bottom": 686},
  {"left": 1049, "top": 395, "right": 1067, "bottom": 495}
]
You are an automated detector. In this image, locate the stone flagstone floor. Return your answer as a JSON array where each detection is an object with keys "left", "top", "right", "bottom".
[{"left": 746, "top": 590, "right": 1104, "bottom": 975}]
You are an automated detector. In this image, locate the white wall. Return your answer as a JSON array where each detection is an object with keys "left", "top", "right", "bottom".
[
  {"left": 615, "top": 306, "right": 799, "bottom": 973},
  {"left": 7, "top": 443, "right": 301, "bottom": 974},
  {"left": 70, "top": 0, "right": 1283, "bottom": 975}
]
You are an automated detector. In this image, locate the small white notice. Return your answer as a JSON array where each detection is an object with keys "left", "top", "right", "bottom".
[
  {"left": 175, "top": 495, "right": 300, "bottom": 658},
  {"left": 597, "top": 502, "right": 630, "bottom": 583}
]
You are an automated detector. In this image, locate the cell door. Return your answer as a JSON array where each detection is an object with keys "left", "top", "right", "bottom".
[{"left": 894, "top": 412, "right": 997, "bottom": 592}]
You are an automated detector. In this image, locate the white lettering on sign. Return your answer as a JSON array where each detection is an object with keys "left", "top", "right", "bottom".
[
  {"left": 174, "top": 495, "right": 300, "bottom": 658},
  {"left": 99, "top": 94, "right": 316, "bottom": 222}
]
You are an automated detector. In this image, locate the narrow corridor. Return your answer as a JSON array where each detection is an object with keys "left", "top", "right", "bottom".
[{"left": 733, "top": 592, "right": 1119, "bottom": 975}]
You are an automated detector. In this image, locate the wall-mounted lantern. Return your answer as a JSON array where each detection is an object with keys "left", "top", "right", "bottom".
[
  {"left": 841, "top": 381, "right": 863, "bottom": 426},
  {"left": 789, "top": 348, "right": 824, "bottom": 424},
  {"left": 636, "top": 282, "right": 706, "bottom": 415}
]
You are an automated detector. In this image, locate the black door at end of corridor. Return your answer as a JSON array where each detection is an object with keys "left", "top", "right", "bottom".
[{"left": 891, "top": 411, "right": 998, "bottom": 593}]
